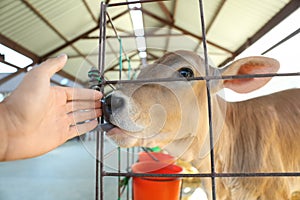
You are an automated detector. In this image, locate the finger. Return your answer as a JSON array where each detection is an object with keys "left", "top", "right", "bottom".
[
  {"left": 64, "top": 87, "right": 103, "bottom": 101},
  {"left": 38, "top": 54, "right": 68, "bottom": 77},
  {"left": 69, "top": 119, "right": 98, "bottom": 138},
  {"left": 66, "top": 100, "right": 101, "bottom": 113},
  {"left": 69, "top": 109, "right": 101, "bottom": 125}
]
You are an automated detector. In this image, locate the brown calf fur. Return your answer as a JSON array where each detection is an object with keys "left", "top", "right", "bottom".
[{"left": 104, "top": 50, "right": 300, "bottom": 199}]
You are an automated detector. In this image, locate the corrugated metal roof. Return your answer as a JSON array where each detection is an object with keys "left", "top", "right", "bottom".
[{"left": 0, "top": 0, "right": 297, "bottom": 92}]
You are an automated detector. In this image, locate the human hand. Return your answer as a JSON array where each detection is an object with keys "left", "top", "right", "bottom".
[{"left": 0, "top": 54, "right": 102, "bottom": 161}]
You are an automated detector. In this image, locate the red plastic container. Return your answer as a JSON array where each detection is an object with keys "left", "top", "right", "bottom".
[
  {"left": 132, "top": 161, "right": 182, "bottom": 200},
  {"left": 138, "top": 152, "right": 176, "bottom": 164}
]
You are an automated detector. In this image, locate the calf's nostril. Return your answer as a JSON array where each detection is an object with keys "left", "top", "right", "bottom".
[
  {"left": 112, "top": 96, "right": 124, "bottom": 110},
  {"left": 102, "top": 95, "right": 125, "bottom": 122}
]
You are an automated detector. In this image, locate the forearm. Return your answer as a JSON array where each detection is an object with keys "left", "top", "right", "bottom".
[{"left": 0, "top": 102, "right": 9, "bottom": 161}]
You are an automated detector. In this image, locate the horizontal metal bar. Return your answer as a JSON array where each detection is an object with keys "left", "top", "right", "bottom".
[
  {"left": 104, "top": 171, "right": 300, "bottom": 178},
  {"left": 100, "top": 72, "right": 300, "bottom": 85},
  {"left": 107, "top": 0, "right": 169, "bottom": 7}
]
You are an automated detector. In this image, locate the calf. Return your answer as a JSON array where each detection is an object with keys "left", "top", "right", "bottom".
[{"left": 102, "top": 50, "right": 300, "bottom": 199}]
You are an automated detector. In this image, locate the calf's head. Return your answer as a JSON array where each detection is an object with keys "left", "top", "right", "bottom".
[{"left": 102, "top": 50, "right": 279, "bottom": 161}]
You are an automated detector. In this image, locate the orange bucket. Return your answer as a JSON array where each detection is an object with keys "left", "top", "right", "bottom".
[
  {"left": 138, "top": 152, "right": 176, "bottom": 164},
  {"left": 132, "top": 161, "right": 182, "bottom": 200}
]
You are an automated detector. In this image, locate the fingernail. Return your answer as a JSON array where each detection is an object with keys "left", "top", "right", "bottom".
[{"left": 57, "top": 53, "right": 67, "bottom": 58}]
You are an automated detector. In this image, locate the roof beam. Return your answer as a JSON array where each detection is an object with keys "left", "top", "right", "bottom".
[
  {"left": 82, "top": 0, "right": 97, "bottom": 23},
  {"left": 158, "top": 1, "right": 174, "bottom": 23},
  {"left": 41, "top": 26, "right": 99, "bottom": 59},
  {"left": 0, "top": 61, "right": 31, "bottom": 85},
  {"left": 0, "top": 70, "right": 24, "bottom": 85},
  {"left": 147, "top": 51, "right": 160, "bottom": 59},
  {"left": 206, "top": 0, "right": 226, "bottom": 34},
  {"left": 1, "top": 60, "right": 21, "bottom": 70},
  {"left": 41, "top": 9, "right": 129, "bottom": 59},
  {"left": 141, "top": 8, "right": 233, "bottom": 55},
  {"left": 194, "top": 0, "right": 227, "bottom": 52},
  {"left": 0, "top": 33, "right": 40, "bottom": 63},
  {"left": 56, "top": 70, "right": 85, "bottom": 86},
  {"left": 85, "top": 33, "right": 185, "bottom": 39},
  {"left": 219, "top": 0, "right": 300, "bottom": 67},
  {"left": 107, "top": 0, "right": 168, "bottom": 7},
  {"left": 21, "top": 0, "right": 67, "bottom": 46},
  {"left": 163, "top": 0, "right": 178, "bottom": 53},
  {"left": 0, "top": 59, "right": 85, "bottom": 87},
  {"left": 21, "top": 0, "right": 95, "bottom": 66}
]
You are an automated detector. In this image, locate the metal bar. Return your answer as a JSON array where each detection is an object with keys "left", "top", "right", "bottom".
[
  {"left": 98, "top": 72, "right": 300, "bottom": 85},
  {"left": 198, "top": 0, "right": 216, "bottom": 199},
  {"left": 127, "top": 148, "right": 130, "bottom": 200},
  {"left": 103, "top": 171, "right": 300, "bottom": 178},
  {"left": 262, "top": 27, "right": 300, "bottom": 55},
  {"left": 107, "top": 0, "right": 169, "bottom": 7},
  {"left": 106, "top": 9, "right": 130, "bottom": 25},
  {"left": 106, "top": 12, "right": 131, "bottom": 71},
  {"left": 141, "top": 8, "right": 233, "bottom": 55},
  {"left": 141, "top": 147, "right": 159, "bottom": 161},
  {"left": 82, "top": 0, "right": 97, "bottom": 23},
  {"left": 219, "top": 0, "right": 300, "bottom": 67},
  {"left": 97, "top": 3, "right": 107, "bottom": 200},
  {"left": 118, "top": 147, "right": 121, "bottom": 199}
]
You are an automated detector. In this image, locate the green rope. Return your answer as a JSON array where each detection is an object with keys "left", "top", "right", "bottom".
[
  {"left": 118, "top": 38, "right": 132, "bottom": 80},
  {"left": 88, "top": 71, "right": 102, "bottom": 82},
  {"left": 126, "top": 56, "right": 131, "bottom": 80}
]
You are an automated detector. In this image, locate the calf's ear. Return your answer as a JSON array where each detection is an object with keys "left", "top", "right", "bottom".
[{"left": 222, "top": 56, "right": 280, "bottom": 93}]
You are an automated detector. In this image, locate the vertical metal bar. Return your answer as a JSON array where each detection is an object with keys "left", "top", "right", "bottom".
[
  {"left": 132, "top": 148, "right": 135, "bottom": 200},
  {"left": 118, "top": 147, "right": 121, "bottom": 199},
  {"left": 127, "top": 148, "right": 130, "bottom": 200},
  {"left": 198, "top": 0, "right": 216, "bottom": 200},
  {"left": 97, "top": 2, "right": 107, "bottom": 200}
]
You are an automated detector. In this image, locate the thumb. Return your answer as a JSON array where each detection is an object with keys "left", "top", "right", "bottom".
[{"left": 38, "top": 54, "right": 68, "bottom": 77}]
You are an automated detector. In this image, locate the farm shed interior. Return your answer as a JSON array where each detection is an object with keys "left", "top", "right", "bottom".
[{"left": 0, "top": 0, "right": 300, "bottom": 199}]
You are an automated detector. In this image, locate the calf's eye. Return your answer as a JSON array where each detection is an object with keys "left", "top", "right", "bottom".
[{"left": 178, "top": 67, "right": 194, "bottom": 78}]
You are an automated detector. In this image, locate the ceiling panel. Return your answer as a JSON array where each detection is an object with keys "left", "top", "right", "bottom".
[{"left": 0, "top": 0, "right": 297, "bottom": 91}]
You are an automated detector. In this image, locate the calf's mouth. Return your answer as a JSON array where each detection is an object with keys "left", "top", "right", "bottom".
[{"left": 100, "top": 96, "right": 116, "bottom": 132}]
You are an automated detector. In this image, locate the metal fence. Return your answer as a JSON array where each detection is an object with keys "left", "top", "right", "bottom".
[{"left": 92, "top": 1, "right": 300, "bottom": 200}]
